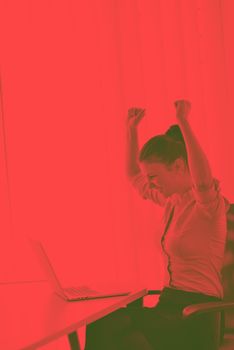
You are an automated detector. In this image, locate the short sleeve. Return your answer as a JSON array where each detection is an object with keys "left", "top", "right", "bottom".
[
  {"left": 192, "top": 178, "right": 229, "bottom": 214},
  {"left": 128, "top": 172, "right": 166, "bottom": 207}
]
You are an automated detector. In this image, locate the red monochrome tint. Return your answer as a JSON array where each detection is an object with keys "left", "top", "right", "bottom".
[{"left": 0, "top": 1, "right": 234, "bottom": 349}]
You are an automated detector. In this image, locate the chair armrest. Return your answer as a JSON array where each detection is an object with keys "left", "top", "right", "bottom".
[{"left": 183, "top": 301, "right": 234, "bottom": 319}]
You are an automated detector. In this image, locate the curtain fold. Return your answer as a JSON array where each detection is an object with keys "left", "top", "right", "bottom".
[{"left": 0, "top": 0, "right": 233, "bottom": 289}]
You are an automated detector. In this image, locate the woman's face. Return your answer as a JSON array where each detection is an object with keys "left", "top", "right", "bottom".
[{"left": 140, "top": 160, "right": 184, "bottom": 197}]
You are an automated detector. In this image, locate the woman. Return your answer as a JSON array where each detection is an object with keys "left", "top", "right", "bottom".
[{"left": 85, "top": 100, "right": 230, "bottom": 350}]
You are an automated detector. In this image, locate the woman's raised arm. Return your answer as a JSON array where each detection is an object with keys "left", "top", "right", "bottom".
[
  {"left": 126, "top": 107, "right": 145, "bottom": 178},
  {"left": 174, "top": 100, "right": 213, "bottom": 191}
]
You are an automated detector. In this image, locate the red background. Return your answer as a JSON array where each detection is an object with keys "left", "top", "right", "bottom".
[{"left": 0, "top": 1, "right": 234, "bottom": 348}]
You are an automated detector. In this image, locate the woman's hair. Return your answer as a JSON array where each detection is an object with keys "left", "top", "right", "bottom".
[{"left": 139, "top": 124, "right": 188, "bottom": 165}]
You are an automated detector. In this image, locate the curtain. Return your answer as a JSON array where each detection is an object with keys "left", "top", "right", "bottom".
[{"left": 0, "top": 0, "right": 233, "bottom": 295}]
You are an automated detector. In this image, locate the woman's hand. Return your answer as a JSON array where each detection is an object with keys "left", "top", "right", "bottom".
[
  {"left": 127, "top": 107, "right": 146, "bottom": 128},
  {"left": 174, "top": 100, "right": 191, "bottom": 121}
]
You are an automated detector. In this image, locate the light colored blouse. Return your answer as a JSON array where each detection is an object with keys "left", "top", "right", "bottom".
[{"left": 129, "top": 172, "right": 230, "bottom": 298}]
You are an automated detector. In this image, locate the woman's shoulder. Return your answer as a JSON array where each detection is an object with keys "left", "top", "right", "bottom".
[{"left": 190, "top": 177, "right": 230, "bottom": 217}]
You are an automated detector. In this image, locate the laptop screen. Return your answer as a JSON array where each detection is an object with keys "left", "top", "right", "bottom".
[{"left": 29, "top": 239, "right": 65, "bottom": 295}]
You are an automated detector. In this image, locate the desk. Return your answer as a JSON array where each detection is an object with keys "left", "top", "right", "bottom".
[{"left": 0, "top": 282, "right": 147, "bottom": 350}]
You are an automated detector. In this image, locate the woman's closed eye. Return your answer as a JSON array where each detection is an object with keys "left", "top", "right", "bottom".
[{"left": 148, "top": 175, "right": 158, "bottom": 180}]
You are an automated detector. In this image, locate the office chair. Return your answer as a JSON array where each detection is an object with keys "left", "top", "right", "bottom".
[
  {"left": 68, "top": 204, "right": 234, "bottom": 350},
  {"left": 135, "top": 203, "right": 234, "bottom": 350}
]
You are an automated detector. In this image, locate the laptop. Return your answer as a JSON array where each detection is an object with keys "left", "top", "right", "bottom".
[{"left": 29, "top": 239, "right": 130, "bottom": 301}]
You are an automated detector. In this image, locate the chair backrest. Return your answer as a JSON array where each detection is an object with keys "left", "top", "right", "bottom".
[
  {"left": 222, "top": 203, "right": 234, "bottom": 299},
  {"left": 222, "top": 203, "right": 234, "bottom": 332}
]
